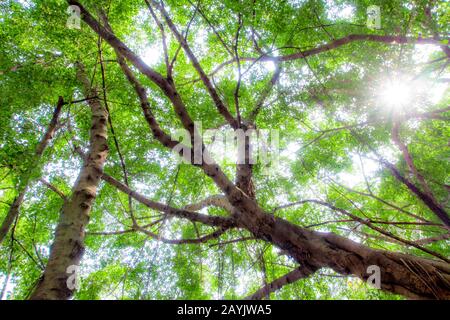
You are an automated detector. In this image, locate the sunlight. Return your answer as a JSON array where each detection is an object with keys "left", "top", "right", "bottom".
[
  {"left": 338, "top": 153, "right": 380, "bottom": 188},
  {"left": 263, "top": 61, "right": 276, "bottom": 72},
  {"left": 141, "top": 44, "right": 161, "bottom": 66},
  {"left": 377, "top": 72, "right": 446, "bottom": 113},
  {"left": 380, "top": 79, "right": 412, "bottom": 108},
  {"left": 326, "top": 0, "right": 354, "bottom": 20}
]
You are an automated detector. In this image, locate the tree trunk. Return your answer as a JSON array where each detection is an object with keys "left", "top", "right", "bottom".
[
  {"left": 234, "top": 209, "right": 450, "bottom": 300},
  {"left": 30, "top": 64, "right": 108, "bottom": 300},
  {"left": 0, "top": 96, "right": 64, "bottom": 244}
]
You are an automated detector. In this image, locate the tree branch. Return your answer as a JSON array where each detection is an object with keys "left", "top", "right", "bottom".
[
  {"left": 183, "top": 195, "right": 234, "bottom": 212},
  {"left": 39, "top": 178, "right": 67, "bottom": 201},
  {"left": 273, "top": 199, "right": 449, "bottom": 263},
  {"left": 0, "top": 96, "right": 64, "bottom": 244},
  {"left": 149, "top": 0, "right": 238, "bottom": 128},
  {"left": 244, "top": 265, "right": 317, "bottom": 300},
  {"left": 101, "top": 172, "right": 235, "bottom": 229},
  {"left": 382, "top": 159, "right": 450, "bottom": 230}
]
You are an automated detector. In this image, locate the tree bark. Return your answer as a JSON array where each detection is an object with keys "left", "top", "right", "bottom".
[
  {"left": 71, "top": 1, "right": 450, "bottom": 300},
  {"left": 383, "top": 160, "right": 450, "bottom": 229},
  {"left": 245, "top": 266, "right": 317, "bottom": 300},
  {"left": 390, "top": 122, "right": 450, "bottom": 230},
  {"left": 233, "top": 209, "right": 450, "bottom": 300},
  {"left": 103, "top": 171, "right": 450, "bottom": 300},
  {"left": 0, "top": 96, "right": 64, "bottom": 244},
  {"left": 30, "top": 64, "right": 109, "bottom": 300}
]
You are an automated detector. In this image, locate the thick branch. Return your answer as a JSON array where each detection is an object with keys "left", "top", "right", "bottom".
[
  {"left": 136, "top": 225, "right": 230, "bottom": 245},
  {"left": 183, "top": 195, "right": 234, "bottom": 213},
  {"left": 273, "top": 199, "right": 449, "bottom": 263},
  {"left": 250, "top": 34, "right": 446, "bottom": 63},
  {"left": 382, "top": 160, "right": 450, "bottom": 230},
  {"left": 196, "top": 34, "right": 447, "bottom": 79},
  {"left": 116, "top": 55, "right": 179, "bottom": 150},
  {"left": 245, "top": 266, "right": 317, "bottom": 300},
  {"left": 0, "top": 96, "right": 64, "bottom": 244},
  {"left": 39, "top": 178, "right": 67, "bottom": 201},
  {"left": 68, "top": 1, "right": 170, "bottom": 92},
  {"left": 391, "top": 121, "right": 440, "bottom": 210},
  {"left": 101, "top": 173, "right": 235, "bottom": 229},
  {"left": 150, "top": 0, "right": 238, "bottom": 129}
]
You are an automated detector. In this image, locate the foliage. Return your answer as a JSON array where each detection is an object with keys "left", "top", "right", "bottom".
[{"left": 0, "top": 0, "right": 449, "bottom": 300}]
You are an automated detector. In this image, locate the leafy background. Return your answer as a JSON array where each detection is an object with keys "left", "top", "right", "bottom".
[{"left": 0, "top": 0, "right": 448, "bottom": 299}]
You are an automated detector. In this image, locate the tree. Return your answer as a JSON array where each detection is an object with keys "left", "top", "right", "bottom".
[{"left": 0, "top": 0, "right": 449, "bottom": 300}]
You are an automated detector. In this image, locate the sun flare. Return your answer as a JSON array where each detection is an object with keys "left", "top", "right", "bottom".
[{"left": 380, "top": 80, "right": 412, "bottom": 108}]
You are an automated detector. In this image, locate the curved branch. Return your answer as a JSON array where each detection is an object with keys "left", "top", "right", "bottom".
[
  {"left": 150, "top": 0, "right": 238, "bottom": 129},
  {"left": 273, "top": 199, "right": 449, "bottom": 263},
  {"left": 245, "top": 265, "right": 317, "bottom": 300},
  {"left": 183, "top": 195, "right": 234, "bottom": 212},
  {"left": 136, "top": 225, "right": 230, "bottom": 245},
  {"left": 101, "top": 173, "right": 235, "bottom": 229},
  {"left": 183, "top": 34, "right": 446, "bottom": 84},
  {"left": 382, "top": 160, "right": 450, "bottom": 230},
  {"left": 87, "top": 224, "right": 231, "bottom": 245},
  {"left": 0, "top": 96, "right": 64, "bottom": 244},
  {"left": 39, "top": 178, "right": 67, "bottom": 201},
  {"left": 391, "top": 121, "right": 440, "bottom": 209}
]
